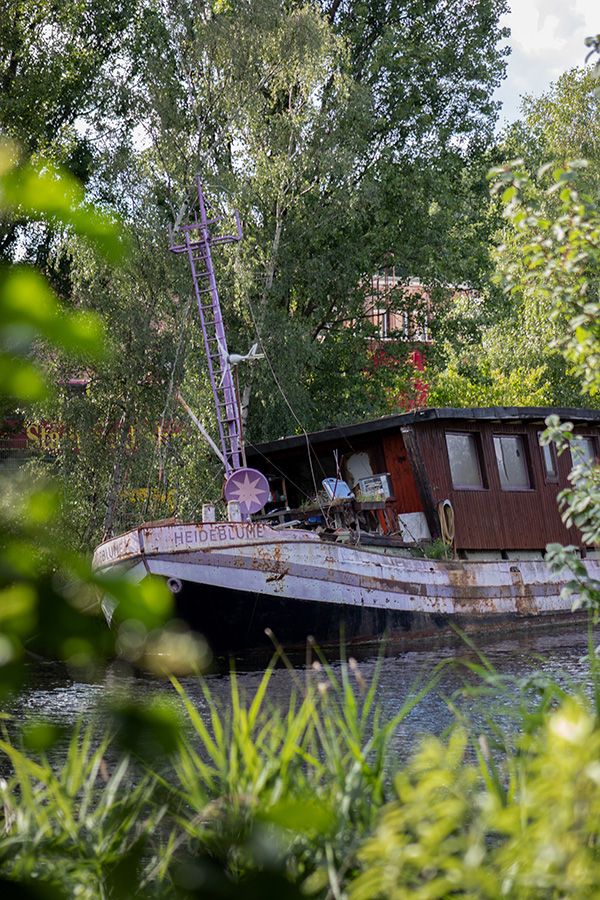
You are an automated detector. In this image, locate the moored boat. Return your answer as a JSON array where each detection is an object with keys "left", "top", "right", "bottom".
[
  {"left": 92, "top": 178, "right": 600, "bottom": 652},
  {"left": 93, "top": 517, "right": 599, "bottom": 652}
]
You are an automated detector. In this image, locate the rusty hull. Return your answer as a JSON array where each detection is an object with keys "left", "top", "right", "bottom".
[{"left": 92, "top": 522, "right": 600, "bottom": 649}]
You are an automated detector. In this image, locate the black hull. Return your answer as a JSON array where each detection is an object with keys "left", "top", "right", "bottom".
[{"left": 173, "top": 579, "right": 587, "bottom": 654}]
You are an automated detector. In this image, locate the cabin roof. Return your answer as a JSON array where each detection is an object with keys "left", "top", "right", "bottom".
[{"left": 248, "top": 406, "right": 600, "bottom": 457}]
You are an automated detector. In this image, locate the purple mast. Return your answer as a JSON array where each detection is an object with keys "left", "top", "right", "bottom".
[
  {"left": 169, "top": 177, "right": 243, "bottom": 476},
  {"left": 170, "top": 177, "right": 270, "bottom": 519}
]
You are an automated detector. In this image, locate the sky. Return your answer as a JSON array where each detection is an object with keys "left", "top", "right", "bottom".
[{"left": 494, "top": 0, "right": 599, "bottom": 128}]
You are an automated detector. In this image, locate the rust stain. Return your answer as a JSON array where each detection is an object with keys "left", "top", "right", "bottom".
[
  {"left": 452, "top": 596, "right": 497, "bottom": 615},
  {"left": 446, "top": 565, "right": 478, "bottom": 589},
  {"left": 510, "top": 565, "right": 539, "bottom": 616},
  {"left": 250, "top": 543, "right": 289, "bottom": 576}
]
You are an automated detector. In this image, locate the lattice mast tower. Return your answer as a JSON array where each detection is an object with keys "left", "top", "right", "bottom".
[{"left": 169, "top": 176, "right": 243, "bottom": 476}]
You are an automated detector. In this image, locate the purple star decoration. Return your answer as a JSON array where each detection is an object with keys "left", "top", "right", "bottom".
[{"left": 224, "top": 467, "right": 270, "bottom": 517}]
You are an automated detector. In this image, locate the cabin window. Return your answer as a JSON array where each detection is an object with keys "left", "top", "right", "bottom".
[
  {"left": 538, "top": 433, "right": 558, "bottom": 483},
  {"left": 445, "top": 432, "right": 484, "bottom": 489},
  {"left": 493, "top": 434, "right": 531, "bottom": 490},
  {"left": 571, "top": 435, "right": 597, "bottom": 465}
]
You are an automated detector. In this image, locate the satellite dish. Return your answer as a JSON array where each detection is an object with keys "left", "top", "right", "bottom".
[{"left": 224, "top": 467, "right": 270, "bottom": 517}]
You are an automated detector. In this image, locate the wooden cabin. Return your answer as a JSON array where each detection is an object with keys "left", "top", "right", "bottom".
[{"left": 247, "top": 407, "right": 600, "bottom": 559}]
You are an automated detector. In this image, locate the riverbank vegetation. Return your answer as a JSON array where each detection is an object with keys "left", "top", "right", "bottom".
[
  {"left": 2, "top": 645, "right": 600, "bottom": 899},
  {"left": 1, "top": 4, "right": 600, "bottom": 898}
]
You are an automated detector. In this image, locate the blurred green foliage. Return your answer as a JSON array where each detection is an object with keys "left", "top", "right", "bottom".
[
  {"left": 0, "top": 722, "right": 164, "bottom": 898},
  {"left": 3, "top": 651, "right": 600, "bottom": 898},
  {"left": 0, "top": 141, "right": 208, "bottom": 692},
  {"left": 351, "top": 695, "right": 600, "bottom": 899},
  {"left": 0, "top": 652, "right": 433, "bottom": 898},
  {"left": 0, "top": 142, "right": 111, "bottom": 407}
]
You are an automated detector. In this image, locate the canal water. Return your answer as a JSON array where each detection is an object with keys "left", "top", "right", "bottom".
[{"left": 7, "top": 622, "right": 597, "bottom": 758}]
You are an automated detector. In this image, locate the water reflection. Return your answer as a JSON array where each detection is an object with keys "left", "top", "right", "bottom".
[{"left": 9, "top": 623, "right": 597, "bottom": 758}]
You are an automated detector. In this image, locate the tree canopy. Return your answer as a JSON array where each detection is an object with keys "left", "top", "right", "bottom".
[
  {"left": 3, "top": 0, "right": 513, "bottom": 539},
  {"left": 428, "top": 65, "right": 600, "bottom": 411}
]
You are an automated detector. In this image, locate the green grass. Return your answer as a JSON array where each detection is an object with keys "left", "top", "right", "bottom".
[
  {"left": 0, "top": 647, "right": 434, "bottom": 898},
  {"left": 1, "top": 639, "right": 600, "bottom": 898}
]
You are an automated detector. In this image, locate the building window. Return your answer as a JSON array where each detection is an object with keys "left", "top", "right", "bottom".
[
  {"left": 376, "top": 309, "right": 390, "bottom": 339},
  {"left": 414, "top": 317, "right": 430, "bottom": 342},
  {"left": 401, "top": 311, "right": 410, "bottom": 339},
  {"left": 538, "top": 432, "right": 558, "bottom": 483},
  {"left": 494, "top": 434, "right": 531, "bottom": 490},
  {"left": 571, "top": 435, "right": 597, "bottom": 465},
  {"left": 445, "top": 432, "right": 484, "bottom": 489}
]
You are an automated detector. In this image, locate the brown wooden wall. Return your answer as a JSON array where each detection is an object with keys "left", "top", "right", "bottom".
[
  {"left": 411, "top": 420, "right": 596, "bottom": 551},
  {"left": 250, "top": 415, "right": 598, "bottom": 551},
  {"left": 382, "top": 432, "right": 423, "bottom": 513}
]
